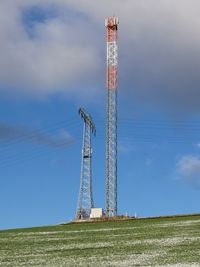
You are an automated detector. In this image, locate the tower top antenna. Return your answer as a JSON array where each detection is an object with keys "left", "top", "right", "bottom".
[{"left": 105, "top": 16, "right": 119, "bottom": 27}]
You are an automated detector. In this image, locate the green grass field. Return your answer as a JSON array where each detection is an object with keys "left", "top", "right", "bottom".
[{"left": 0, "top": 215, "right": 199, "bottom": 266}]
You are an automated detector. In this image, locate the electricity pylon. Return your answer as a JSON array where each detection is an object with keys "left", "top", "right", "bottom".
[{"left": 76, "top": 108, "right": 96, "bottom": 219}]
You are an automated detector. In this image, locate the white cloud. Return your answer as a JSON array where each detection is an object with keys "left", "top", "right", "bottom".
[
  {"left": 176, "top": 155, "right": 200, "bottom": 188},
  {"left": 0, "top": 0, "right": 101, "bottom": 99}
]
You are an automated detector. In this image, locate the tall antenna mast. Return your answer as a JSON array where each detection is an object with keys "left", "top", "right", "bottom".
[
  {"left": 76, "top": 108, "right": 96, "bottom": 219},
  {"left": 105, "top": 16, "right": 119, "bottom": 217}
]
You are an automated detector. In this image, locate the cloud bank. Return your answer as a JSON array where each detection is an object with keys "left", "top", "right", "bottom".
[
  {"left": 1, "top": 0, "right": 200, "bottom": 110},
  {"left": 0, "top": 0, "right": 101, "bottom": 99}
]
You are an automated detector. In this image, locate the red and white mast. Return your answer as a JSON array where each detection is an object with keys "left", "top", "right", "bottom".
[{"left": 105, "top": 17, "right": 119, "bottom": 217}]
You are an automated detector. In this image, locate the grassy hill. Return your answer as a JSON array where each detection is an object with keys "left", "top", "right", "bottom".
[{"left": 0, "top": 215, "right": 200, "bottom": 266}]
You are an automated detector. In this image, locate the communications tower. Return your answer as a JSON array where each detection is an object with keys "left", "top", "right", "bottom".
[
  {"left": 76, "top": 108, "right": 96, "bottom": 219},
  {"left": 105, "top": 17, "right": 119, "bottom": 217}
]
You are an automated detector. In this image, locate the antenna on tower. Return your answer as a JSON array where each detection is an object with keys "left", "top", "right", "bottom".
[
  {"left": 76, "top": 108, "right": 96, "bottom": 219},
  {"left": 105, "top": 16, "right": 119, "bottom": 217}
]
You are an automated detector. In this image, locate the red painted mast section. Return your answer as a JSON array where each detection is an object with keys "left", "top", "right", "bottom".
[{"left": 106, "top": 17, "right": 118, "bottom": 90}]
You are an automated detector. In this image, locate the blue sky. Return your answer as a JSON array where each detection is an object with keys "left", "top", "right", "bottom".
[{"left": 0, "top": 0, "right": 200, "bottom": 230}]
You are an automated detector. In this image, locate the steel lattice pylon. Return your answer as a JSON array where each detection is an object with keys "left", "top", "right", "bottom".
[
  {"left": 76, "top": 108, "right": 96, "bottom": 220},
  {"left": 105, "top": 17, "right": 119, "bottom": 217}
]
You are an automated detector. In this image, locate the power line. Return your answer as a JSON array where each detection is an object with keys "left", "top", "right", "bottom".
[
  {"left": 0, "top": 120, "right": 83, "bottom": 167},
  {"left": 1, "top": 115, "right": 200, "bottom": 169},
  {"left": 0, "top": 137, "right": 82, "bottom": 169},
  {"left": 0, "top": 119, "right": 81, "bottom": 150}
]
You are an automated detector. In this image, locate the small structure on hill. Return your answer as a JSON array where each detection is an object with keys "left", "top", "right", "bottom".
[{"left": 90, "top": 208, "right": 103, "bottom": 219}]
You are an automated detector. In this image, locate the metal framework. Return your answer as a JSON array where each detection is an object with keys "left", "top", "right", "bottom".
[
  {"left": 105, "top": 17, "right": 119, "bottom": 217},
  {"left": 76, "top": 108, "right": 96, "bottom": 219}
]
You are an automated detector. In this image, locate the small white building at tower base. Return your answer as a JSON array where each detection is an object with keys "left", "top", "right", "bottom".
[{"left": 90, "top": 208, "right": 103, "bottom": 219}]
